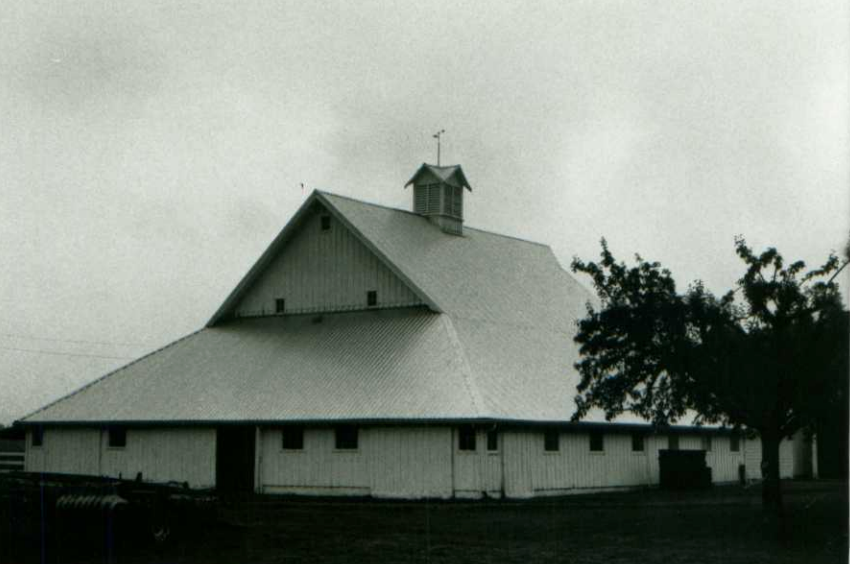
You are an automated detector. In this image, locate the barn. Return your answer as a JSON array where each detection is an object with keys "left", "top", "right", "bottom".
[{"left": 18, "top": 163, "right": 813, "bottom": 498}]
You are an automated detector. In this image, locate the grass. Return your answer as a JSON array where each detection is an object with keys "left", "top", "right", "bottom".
[{"left": 2, "top": 480, "right": 846, "bottom": 564}]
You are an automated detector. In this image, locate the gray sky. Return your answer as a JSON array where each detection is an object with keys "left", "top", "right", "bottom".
[{"left": 1, "top": 0, "right": 848, "bottom": 425}]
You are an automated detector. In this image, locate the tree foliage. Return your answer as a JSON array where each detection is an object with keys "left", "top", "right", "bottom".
[{"left": 570, "top": 237, "right": 848, "bottom": 507}]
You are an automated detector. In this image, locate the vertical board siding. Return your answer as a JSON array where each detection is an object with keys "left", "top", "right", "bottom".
[
  {"left": 452, "top": 430, "right": 503, "bottom": 497},
  {"left": 24, "top": 428, "right": 214, "bottom": 488},
  {"left": 259, "top": 427, "right": 453, "bottom": 498},
  {"left": 99, "top": 428, "right": 216, "bottom": 488},
  {"left": 259, "top": 428, "right": 370, "bottom": 495},
  {"left": 234, "top": 207, "right": 424, "bottom": 317},
  {"left": 368, "top": 427, "right": 453, "bottom": 498}
]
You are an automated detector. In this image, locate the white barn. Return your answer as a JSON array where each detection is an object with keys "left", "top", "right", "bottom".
[{"left": 19, "top": 164, "right": 812, "bottom": 498}]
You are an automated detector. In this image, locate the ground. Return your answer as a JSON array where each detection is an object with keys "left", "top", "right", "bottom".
[{"left": 2, "top": 480, "right": 847, "bottom": 564}]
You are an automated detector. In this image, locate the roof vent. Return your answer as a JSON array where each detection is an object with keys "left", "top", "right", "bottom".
[{"left": 404, "top": 164, "right": 472, "bottom": 236}]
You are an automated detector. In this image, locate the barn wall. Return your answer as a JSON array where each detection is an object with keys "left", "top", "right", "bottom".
[
  {"left": 99, "top": 428, "right": 216, "bottom": 488},
  {"left": 234, "top": 207, "right": 424, "bottom": 317},
  {"left": 24, "top": 428, "right": 99, "bottom": 476},
  {"left": 259, "top": 427, "right": 370, "bottom": 495},
  {"left": 24, "top": 427, "right": 215, "bottom": 488},
  {"left": 452, "top": 429, "right": 503, "bottom": 498},
  {"left": 501, "top": 430, "right": 752, "bottom": 497},
  {"left": 259, "top": 427, "right": 454, "bottom": 498}
]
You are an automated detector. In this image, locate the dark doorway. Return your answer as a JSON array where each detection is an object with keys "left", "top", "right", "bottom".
[{"left": 216, "top": 426, "right": 256, "bottom": 493}]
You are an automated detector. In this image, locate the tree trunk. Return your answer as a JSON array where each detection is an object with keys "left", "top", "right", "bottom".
[{"left": 760, "top": 431, "right": 783, "bottom": 512}]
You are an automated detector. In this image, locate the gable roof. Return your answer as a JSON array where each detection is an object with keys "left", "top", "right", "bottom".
[
  {"left": 21, "top": 191, "right": 627, "bottom": 426},
  {"left": 404, "top": 164, "right": 472, "bottom": 191}
]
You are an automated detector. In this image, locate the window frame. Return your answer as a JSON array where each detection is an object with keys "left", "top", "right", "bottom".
[
  {"left": 281, "top": 425, "right": 304, "bottom": 451},
  {"left": 275, "top": 298, "right": 286, "bottom": 314},
  {"left": 589, "top": 430, "right": 605, "bottom": 453},
  {"left": 334, "top": 425, "right": 358, "bottom": 451},
  {"left": 458, "top": 425, "right": 476, "bottom": 452},
  {"left": 730, "top": 433, "right": 740, "bottom": 453},
  {"left": 486, "top": 428, "right": 499, "bottom": 452},
  {"left": 320, "top": 215, "right": 331, "bottom": 231},
  {"left": 543, "top": 429, "right": 560, "bottom": 452},
  {"left": 31, "top": 427, "right": 44, "bottom": 448},
  {"left": 631, "top": 432, "right": 645, "bottom": 453},
  {"left": 107, "top": 426, "right": 127, "bottom": 449},
  {"left": 366, "top": 290, "right": 378, "bottom": 307}
]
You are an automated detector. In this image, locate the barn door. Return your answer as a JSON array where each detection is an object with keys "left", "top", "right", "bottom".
[{"left": 216, "top": 426, "right": 256, "bottom": 493}]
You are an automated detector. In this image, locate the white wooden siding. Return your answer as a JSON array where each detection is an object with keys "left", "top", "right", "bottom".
[
  {"left": 24, "top": 428, "right": 215, "bottom": 489},
  {"left": 99, "top": 428, "right": 215, "bottom": 488},
  {"left": 26, "top": 426, "right": 802, "bottom": 498},
  {"left": 234, "top": 207, "right": 424, "bottom": 317},
  {"left": 259, "top": 427, "right": 453, "bottom": 498}
]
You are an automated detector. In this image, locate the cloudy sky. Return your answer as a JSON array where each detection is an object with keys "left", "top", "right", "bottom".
[{"left": 1, "top": 0, "right": 847, "bottom": 425}]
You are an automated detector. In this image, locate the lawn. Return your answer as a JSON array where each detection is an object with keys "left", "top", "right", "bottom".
[{"left": 3, "top": 480, "right": 846, "bottom": 564}]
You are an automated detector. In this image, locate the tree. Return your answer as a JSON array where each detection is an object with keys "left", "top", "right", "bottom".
[{"left": 570, "top": 237, "right": 848, "bottom": 510}]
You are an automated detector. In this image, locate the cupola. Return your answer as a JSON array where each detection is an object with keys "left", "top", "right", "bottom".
[{"left": 404, "top": 163, "right": 472, "bottom": 236}]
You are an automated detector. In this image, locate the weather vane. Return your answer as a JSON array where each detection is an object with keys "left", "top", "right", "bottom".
[{"left": 433, "top": 129, "right": 445, "bottom": 166}]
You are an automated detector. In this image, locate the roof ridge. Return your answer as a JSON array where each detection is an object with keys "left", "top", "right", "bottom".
[
  {"left": 439, "top": 315, "right": 486, "bottom": 417},
  {"left": 319, "top": 191, "right": 549, "bottom": 248},
  {"left": 17, "top": 329, "right": 204, "bottom": 424}
]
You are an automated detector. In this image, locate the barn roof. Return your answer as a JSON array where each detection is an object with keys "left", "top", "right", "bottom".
[{"left": 21, "top": 191, "right": 645, "bottom": 426}]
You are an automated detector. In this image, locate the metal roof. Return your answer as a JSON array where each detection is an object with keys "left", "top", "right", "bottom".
[
  {"left": 404, "top": 164, "right": 472, "bottom": 190},
  {"left": 21, "top": 191, "right": 654, "bottom": 426}
]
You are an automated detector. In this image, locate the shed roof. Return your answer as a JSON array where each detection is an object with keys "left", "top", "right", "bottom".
[{"left": 20, "top": 191, "right": 653, "bottom": 427}]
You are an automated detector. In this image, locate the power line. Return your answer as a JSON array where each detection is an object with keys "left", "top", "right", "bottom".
[
  {"left": 0, "top": 345, "right": 133, "bottom": 361},
  {"left": 0, "top": 332, "right": 147, "bottom": 348}
]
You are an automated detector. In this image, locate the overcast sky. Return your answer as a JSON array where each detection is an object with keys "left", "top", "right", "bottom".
[{"left": 1, "top": 0, "right": 847, "bottom": 425}]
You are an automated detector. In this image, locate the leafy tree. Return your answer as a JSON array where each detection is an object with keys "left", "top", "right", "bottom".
[{"left": 570, "top": 237, "right": 848, "bottom": 509}]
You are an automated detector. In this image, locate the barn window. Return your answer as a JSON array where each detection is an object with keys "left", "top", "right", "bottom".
[
  {"left": 544, "top": 429, "right": 559, "bottom": 452},
  {"left": 335, "top": 425, "right": 358, "bottom": 450},
  {"left": 320, "top": 215, "right": 331, "bottom": 231},
  {"left": 631, "top": 432, "right": 645, "bottom": 452},
  {"left": 108, "top": 427, "right": 127, "bottom": 448},
  {"left": 730, "top": 434, "right": 740, "bottom": 452},
  {"left": 668, "top": 434, "right": 679, "bottom": 451},
  {"left": 281, "top": 426, "right": 304, "bottom": 450},
  {"left": 458, "top": 425, "right": 476, "bottom": 451},
  {"left": 367, "top": 290, "right": 377, "bottom": 307},
  {"left": 589, "top": 431, "right": 604, "bottom": 452},
  {"left": 275, "top": 298, "right": 286, "bottom": 314},
  {"left": 486, "top": 429, "right": 499, "bottom": 451},
  {"left": 31, "top": 427, "right": 44, "bottom": 447},
  {"left": 701, "top": 435, "right": 712, "bottom": 452}
]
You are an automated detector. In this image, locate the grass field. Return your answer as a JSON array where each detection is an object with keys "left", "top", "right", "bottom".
[{"left": 3, "top": 480, "right": 847, "bottom": 564}]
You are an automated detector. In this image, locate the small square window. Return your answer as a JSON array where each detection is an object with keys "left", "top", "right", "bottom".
[
  {"left": 458, "top": 425, "right": 476, "bottom": 451},
  {"left": 31, "top": 427, "right": 44, "bottom": 448},
  {"left": 701, "top": 435, "right": 712, "bottom": 452},
  {"left": 335, "top": 425, "right": 358, "bottom": 450},
  {"left": 668, "top": 434, "right": 679, "bottom": 451},
  {"left": 730, "top": 434, "right": 740, "bottom": 452},
  {"left": 589, "top": 431, "right": 604, "bottom": 452},
  {"left": 108, "top": 427, "right": 127, "bottom": 448},
  {"left": 320, "top": 215, "right": 331, "bottom": 231},
  {"left": 282, "top": 426, "right": 304, "bottom": 450},
  {"left": 275, "top": 298, "right": 286, "bottom": 314},
  {"left": 486, "top": 429, "right": 499, "bottom": 451},
  {"left": 367, "top": 291, "right": 377, "bottom": 307},
  {"left": 631, "top": 432, "right": 645, "bottom": 452},
  {"left": 544, "top": 429, "right": 560, "bottom": 452}
]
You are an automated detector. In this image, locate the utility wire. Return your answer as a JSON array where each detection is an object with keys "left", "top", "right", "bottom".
[
  {"left": 0, "top": 332, "right": 147, "bottom": 348},
  {"left": 0, "top": 345, "right": 133, "bottom": 361}
]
